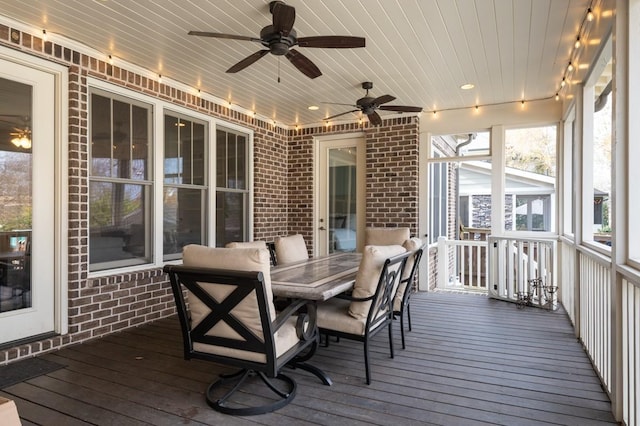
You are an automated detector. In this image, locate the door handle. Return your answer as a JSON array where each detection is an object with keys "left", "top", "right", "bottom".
[{"left": 319, "top": 226, "right": 326, "bottom": 231}]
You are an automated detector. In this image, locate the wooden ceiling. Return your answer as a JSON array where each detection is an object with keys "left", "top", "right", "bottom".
[{"left": 0, "top": 0, "right": 609, "bottom": 127}]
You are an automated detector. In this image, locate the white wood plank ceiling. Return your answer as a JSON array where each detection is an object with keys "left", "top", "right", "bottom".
[{"left": 0, "top": 0, "right": 603, "bottom": 127}]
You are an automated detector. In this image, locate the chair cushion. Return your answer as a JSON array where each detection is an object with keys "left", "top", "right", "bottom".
[
  {"left": 394, "top": 237, "right": 423, "bottom": 311},
  {"left": 274, "top": 234, "right": 309, "bottom": 265},
  {"left": 364, "top": 227, "right": 410, "bottom": 246},
  {"left": 225, "top": 241, "right": 267, "bottom": 249},
  {"left": 349, "top": 244, "right": 407, "bottom": 319},
  {"left": 317, "top": 297, "right": 366, "bottom": 335},
  {"left": 182, "top": 245, "right": 277, "bottom": 342}
]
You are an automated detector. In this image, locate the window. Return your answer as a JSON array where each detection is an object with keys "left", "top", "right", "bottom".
[
  {"left": 89, "top": 89, "right": 152, "bottom": 271},
  {"left": 216, "top": 127, "right": 249, "bottom": 247},
  {"left": 504, "top": 125, "right": 557, "bottom": 233},
  {"left": 163, "top": 113, "right": 207, "bottom": 260}
]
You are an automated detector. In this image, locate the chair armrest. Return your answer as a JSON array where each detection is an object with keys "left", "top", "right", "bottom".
[{"left": 272, "top": 298, "right": 317, "bottom": 341}]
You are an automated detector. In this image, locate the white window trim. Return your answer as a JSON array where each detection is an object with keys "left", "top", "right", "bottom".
[{"left": 87, "top": 78, "right": 254, "bottom": 277}]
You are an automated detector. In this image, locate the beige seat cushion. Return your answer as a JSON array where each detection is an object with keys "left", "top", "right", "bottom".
[
  {"left": 393, "top": 237, "right": 423, "bottom": 312},
  {"left": 274, "top": 234, "right": 309, "bottom": 265},
  {"left": 182, "top": 245, "right": 295, "bottom": 363},
  {"left": 225, "top": 241, "right": 268, "bottom": 249},
  {"left": 349, "top": 244, "right": 407, "bottom": 319},
  {"left": 364, "top": 227, "right": 410, "bottom": 246},
  {"left": 317, "top": 297, "right": 366, "bottom": 335}
]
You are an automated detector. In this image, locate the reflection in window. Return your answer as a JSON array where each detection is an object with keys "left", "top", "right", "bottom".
[
  {"left": 163, "top": 114, "right": 206, "bottom": 260},
  {"left": 216, "top": 127, "right": 249, "bottom": 247},
  {"left": 89, "top": 90, "right": 152, "bottom": 271}
]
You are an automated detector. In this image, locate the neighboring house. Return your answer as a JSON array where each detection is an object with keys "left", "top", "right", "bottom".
[{"left": 459, "top": 161, "right": 555, "bottom": 232}]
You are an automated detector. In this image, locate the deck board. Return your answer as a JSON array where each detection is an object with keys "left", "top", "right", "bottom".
[{"left": 1, "top": 292, "right": 617, "bottom": 425}]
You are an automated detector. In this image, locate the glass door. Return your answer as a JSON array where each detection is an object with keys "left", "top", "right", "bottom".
[
  {"left": 0, "top": 57, "right": 56, "bottom": 344},
  {"left": 316, "top": 135, "right": 365, "bottom": 255}
]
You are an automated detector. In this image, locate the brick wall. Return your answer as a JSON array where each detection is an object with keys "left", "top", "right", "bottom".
[{"left": 0, "top": 25, "right": 422, "bottom": 364}]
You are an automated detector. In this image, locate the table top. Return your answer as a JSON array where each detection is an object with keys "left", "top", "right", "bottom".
[{"left": 271, "top": 252, "right": 361, "bottom": 301}]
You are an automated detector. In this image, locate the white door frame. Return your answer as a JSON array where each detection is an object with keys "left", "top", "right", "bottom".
[
  {"left": 313, "top": 133, "right": 365, "bottom": 256},
  {"left": 0, "top": 47, "right": 68, "bottom": 343}
]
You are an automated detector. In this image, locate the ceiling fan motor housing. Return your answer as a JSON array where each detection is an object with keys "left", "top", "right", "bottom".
[{"left": 260, "top": 25, "right": 296, "bottom": 55}]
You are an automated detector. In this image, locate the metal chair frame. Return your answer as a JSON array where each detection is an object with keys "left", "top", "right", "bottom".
[
  {"left": 320, "top": 251, "right": 410, "bottom": 384},
  {"left": 164, "top": 264, "right": 318, "bottom": 416}
]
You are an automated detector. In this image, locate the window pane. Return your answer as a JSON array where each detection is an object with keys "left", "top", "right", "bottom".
[
  {"left": 216, "top": 129, "right": 226, "bottom": 187},
  {"left": 227, "top": 132, "right": 237, "bottom": 188},
  {"left": 592, "top": 61, "right": 612, "bottom": 247},
  {"left": 504, "top": 126, "right": 557, "bottom": 232},
  {"left": 164, "top": 115, "right": 180, "bottom": 184},
  {"left": 91, "top": 94, "right": 112, "bottom": 177},
  {"left": 458, "top": 160, "right": 493, "bottom": 240},
  {"left": 89, "top": 181, "right": 150, "bottom": 269},
  {"left": 131, "top": 105, "right": 149, "bottom": 180},
  {"left": 112, "top": 100, "right": 131, "bottom": 179},
  {"left": 216, "top": 191, "right": 246, "bottom": 246},
  {"left": 192, "top": 122, "right": 205, "bottom": 186},
  {"left": 163, "top": 187, "right": 203, "bottom": 258},
  {"left": 180, "top": 119, "right": 193, "bottom": 184},
  {"left": 236, "top": 135, "right": 246, "bottom": 189}
]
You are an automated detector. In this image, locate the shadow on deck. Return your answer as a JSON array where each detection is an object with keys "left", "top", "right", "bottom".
[{"left": 0, "top": 292, "right": 616, "bottom": 425}]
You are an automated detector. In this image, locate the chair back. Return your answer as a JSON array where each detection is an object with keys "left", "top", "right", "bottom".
[
  {"left": 274, "top": 234, "right": 309, "bottom": 265},
  {"left": 164, "top": 264, "right": 281, "bottom": 374},
  {"left": 365, "top": 250, "right": 411, "bottom": 334},
  {"left": 364, "top": 227, "right": 410, "bottom": 246},
  {"left": 394, "top": 238, "right": 425, "bottom": 312}
]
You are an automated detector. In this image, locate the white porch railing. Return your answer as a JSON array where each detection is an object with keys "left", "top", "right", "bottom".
[
  {"left": 622, "top": 277, "right": 639, "bottom": 425},
  {"left": 579, "top": 252, "right": 612, "bottom": 392},
  {"left": 487, "top": 236, "right": 556, "bottom": 307},
  {"left": 436, "top": 236, "right": 488, "bottom": 291}
]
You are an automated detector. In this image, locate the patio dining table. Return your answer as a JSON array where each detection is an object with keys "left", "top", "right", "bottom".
[
  {"left": 269, "top": 251, "right": 362, "bottom": 385},
  {"left": 270, "top": 251, "right": 361, "bottom": 301}
]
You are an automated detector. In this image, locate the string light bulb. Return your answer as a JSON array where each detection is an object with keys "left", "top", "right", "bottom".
[
  {"left": 555, "top": 93, "right": 560, "bottom": 101},
  {"left": 567, "top": 62, "right": 574, "bottom": 72},
  {"left": 108, "top": 54, "right": 113, "bottom": 65},
  {"left": 574, "top": 36, "right": 581, "bottom": 49},
  {"left": 42, "top": 29, "right": 47, "bottom": 41},
  {"left": 586, "top": 8, "right": 594, "bottom": 22},
  {"left": 560, "top": 77, "right": 566, "bottom": 88},
  {"left": 158, "top": 74, "right": 162, "bottom": 83}
]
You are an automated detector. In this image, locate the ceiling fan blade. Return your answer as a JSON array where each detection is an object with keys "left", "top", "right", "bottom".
[
  {"left": 285, "top": 49, "right": 322, "bottom": 79},
  {"left": 188, "top": 31, "right": 260, "bottom": 42},
  {"left": 325, "top": 109, "right": 360, "bottom": 121},
  {"left": 368, "top": 111, "right": 382, "bottom": 126},
  {"left": 379, "top": 105, "right": 424, "bottom": 112},
  {"left": 297, "top": 36, "right": 366, "bottom": 49},
  {"left": 226, "top": 50, "right": 270, "bottom": 73},
  {"left": 271, "top": 1, "right": 296, "bottom": 36},
  {"left": 321, "top": 101, "right": 359, "bottom": 107},
  {"left": 372, "top": 95, "right": 396, "bottom": 105}
]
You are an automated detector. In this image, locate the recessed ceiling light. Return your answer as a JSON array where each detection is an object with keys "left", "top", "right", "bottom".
[
  {"left": 308, "top": 105, "right": 319, "bottom": 110},
  {"left": 460, "top": 83, "right": 475, "bottom": 90}
]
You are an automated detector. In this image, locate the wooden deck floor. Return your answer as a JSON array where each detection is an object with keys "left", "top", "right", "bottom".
[{"left": 1, "top": 292, "right": 617, "bottom": 425}]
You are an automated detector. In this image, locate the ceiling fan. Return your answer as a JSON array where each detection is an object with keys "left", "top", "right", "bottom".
[
  {"left": 188, "top": 1, "right": 365, "bottom": 79},
  {"left": 324, "top": 82, "right": 424, "bottom": 126}
]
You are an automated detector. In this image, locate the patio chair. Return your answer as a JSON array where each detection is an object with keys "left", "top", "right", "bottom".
[
  {"left": 364, "top": 227, "right": 410, "bottom": 246},
  {"left": 164, "top": 244, "right": 319, "bottom": 416},
  {"left": 393, "top": 238, "right": 425, "bottom": 349},
  {"left": 225, "top": 240, "right": 277, "bottom": 266},
  {"left": 273, "top": 234, "right": 309, "bottom": 265},
  {"left": 316, "top": 245, "right": 410, "bottom": 384}
]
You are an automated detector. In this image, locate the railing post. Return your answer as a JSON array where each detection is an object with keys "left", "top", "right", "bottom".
[{"left": 437, "top": 236, "right": 448, "bottom": 289}]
